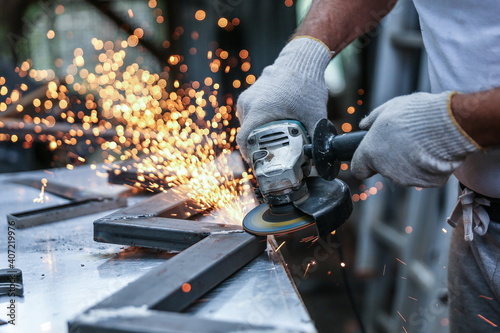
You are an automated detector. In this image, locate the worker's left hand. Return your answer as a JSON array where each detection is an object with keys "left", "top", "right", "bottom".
[{"left": 350, "top": 91, "right": 482, "bottom": 187}]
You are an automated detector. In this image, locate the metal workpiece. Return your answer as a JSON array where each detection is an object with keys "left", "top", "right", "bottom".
[
  {"left": 7, "top": 177, "right": 128, "bottom": 229},
  {"left": 87, "top": 233, "right": 266, "bottom": 312},
  {"left": 95, "top": 217, "right": 237, "bottom": 251},
  {"left": 0, "top": 268, "right": 23, "bottom": 297},
  {"left": 85, "top": 163, "right": 316, "bottom": 332},
  {"left": 94, "top": 188, "right": 242, "bottom": 251},
  {"left": 96, "top": 184, "right": 197, "bottom": 220},
  {"left": 0, "top": 166, "right": 316, "bottom": 332},
  {"left": 70, "top": 309, "right": 279, "bottom": 333}
]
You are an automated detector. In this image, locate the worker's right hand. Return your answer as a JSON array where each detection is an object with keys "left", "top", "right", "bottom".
[{"left": 236, "top": 37, "right": 332, "bottom": 162}]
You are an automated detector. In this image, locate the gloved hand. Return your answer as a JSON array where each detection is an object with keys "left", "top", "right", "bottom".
[
  {"left": 236, "top": 37, "right": 332, "bottom": 162},
  {"left": 350, "top": 91, "right": 482, "bottom": 187}
]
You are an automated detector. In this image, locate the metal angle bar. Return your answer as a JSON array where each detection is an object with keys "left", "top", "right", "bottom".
[
  {"left": 77, "top": 153, "right": 291, "bottom": 332},
  {"left": 97, "top": 189, "right": 190, "bottom": 219},
  {"left": 94, "top": 188, "right": 243, "bottom": 250},
  {"left": 7, "top": 178, "right": 128, "bottom": 228},
  {"left": 89, "top": 233, "right": 266, "bottom": 312},
  {"left": 69, "top": 309, "right": 277, "bottom": 333},
  {"left": 8, "top": 196, "right": 127, "bottom": 229},
  {"left": 10, "top": 178, "right": 95, "bottom": 200},
  {"left": 94, "top": 217, "right": 241, "bottom": 251},
  {"left": 0, "top": 268, "right": 23, "bottom": 297}
]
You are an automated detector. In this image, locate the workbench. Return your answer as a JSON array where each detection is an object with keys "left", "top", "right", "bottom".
[{"left": 0, "top": 165, "right": 316, "bottom": 332}]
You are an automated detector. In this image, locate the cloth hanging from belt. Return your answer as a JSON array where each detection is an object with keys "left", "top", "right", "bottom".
[{"left": 447, "top": 187, "right": 491, "bottom": 241}]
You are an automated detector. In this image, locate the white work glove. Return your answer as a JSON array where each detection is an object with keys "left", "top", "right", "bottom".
[
  {"left": 351, "top": 91, "right": 482, "bottom": 187},
  {"left": 236, "top": 37, "right": 332, "bottom": 161}
]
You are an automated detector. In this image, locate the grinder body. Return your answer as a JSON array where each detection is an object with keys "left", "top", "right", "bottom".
[
  {"left": 246, "top": 120, "right": 311, "bottom": 209},
  {"left": 243, "top": 119, "right": 366, "bottom": 237}
]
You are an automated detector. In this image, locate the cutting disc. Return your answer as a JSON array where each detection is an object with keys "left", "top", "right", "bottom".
[{"left": 243, "top": 203, "right": 315, "bottom": 236}]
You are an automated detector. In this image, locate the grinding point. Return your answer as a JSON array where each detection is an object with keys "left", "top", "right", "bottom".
[{"left": 243, "top": 203, "right": 315, "bottom": 236}]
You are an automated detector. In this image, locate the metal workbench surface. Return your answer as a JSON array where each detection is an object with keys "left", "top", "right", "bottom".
[{"left": 0, "top": 165, "right": 316, "bottom": 332}]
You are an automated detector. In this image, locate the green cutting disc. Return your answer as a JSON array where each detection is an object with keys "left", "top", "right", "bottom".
[{"left": 243, "top": 203, "right": 315, "bottom": 236}]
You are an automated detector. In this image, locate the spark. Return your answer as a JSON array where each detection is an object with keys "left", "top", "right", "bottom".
[
  {"left": 479, "top": 295, "right": 494, "bottom": 300},
  {"left": 442, "top": 228, "right": 448, "bottom": 233},
  {"left": 340, "top": 262, "right": 346, "bottom": 268},
  {"left": 304, "top": 261, "right": 316, "bottom": 277},
  {"left": 181, "top": 283, "right": 192, "bottom": 293},
  {"left": 1, "top": 9, "right": 258, "bottom": 224},
  {"left": 477, "top": 314, "right": 498, "bottom": 327},
  {"left": 275, "top": 241, "right": 285, "bottom": 252},
  {"left": 341, "top": 123, "right": 352, "bottom": 133},
  {"left": 397, "top": 311, "right": 407, "bottom": 322},
  {"left": 33, "top": 178, "right": 48, "bottom": 203},
  {"left": 408, "top": 296, "right": 418, "bottom": 301},
  {"left": 401, "top": 326, "right": 408, "bottom": 333},
  {"left": 382, "top": 264, "right": 386, "bottom": 276},
  {"left": 395, "top": 258, "right": 407, "bottom": 265},
  {"left": 300, "top": 235, "right": 318, "bottom": 243}
]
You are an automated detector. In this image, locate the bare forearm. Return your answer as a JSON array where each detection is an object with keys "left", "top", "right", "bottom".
[
  {"left": 451, "top": 88, "right": 500, "bottom": 147},
  {"left": 293, "top": 0, "right": 397, "bottom": 53}
]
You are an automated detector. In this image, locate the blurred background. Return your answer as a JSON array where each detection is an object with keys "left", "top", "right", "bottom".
[{"left": 0, "top": 0, "right": 455, "bottom": 332}]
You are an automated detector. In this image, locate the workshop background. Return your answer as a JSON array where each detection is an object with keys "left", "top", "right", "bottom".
[{"left": 0, "top": 0, "right": 456, "bottom": 332}]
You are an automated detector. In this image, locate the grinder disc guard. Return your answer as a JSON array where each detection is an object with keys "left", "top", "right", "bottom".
[
  {"left": 243, "top": 203, "right": 314, "bottom": 236},
  {"left": 243, "top": 177, "right": 352, "bottom": 237},
  {"left": 294, "top": 177, "right": 352, "bottom": 237}
]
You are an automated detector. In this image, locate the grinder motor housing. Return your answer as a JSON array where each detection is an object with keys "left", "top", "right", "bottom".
[
  {"left": 243, "top": 119, "right": 366, "bottom": 237},
  {"left": 246, "top": 120, "right": 312, "bottom": 209}
]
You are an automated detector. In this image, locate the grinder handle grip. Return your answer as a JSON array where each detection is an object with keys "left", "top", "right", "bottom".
[
  {"left": 308, "top": 118, "right": 368, "bottom": 180},
  {"left": 330, "top": 131, "right": 367, "bottom": 161}
]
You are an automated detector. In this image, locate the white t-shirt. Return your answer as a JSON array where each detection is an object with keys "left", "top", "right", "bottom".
[{"left": 413, "top": 0, "right": 500, "bottom": 198}]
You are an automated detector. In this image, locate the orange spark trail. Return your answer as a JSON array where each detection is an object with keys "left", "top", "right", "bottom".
[
  {"left": 395, "top": 258, "right": 407, "bottom": 265},
  {"left": 275, "top": 241, "right": 285, "bottom": 252},
  {"left": 477, "top": 314, "right": 498, "bottom": 327}
]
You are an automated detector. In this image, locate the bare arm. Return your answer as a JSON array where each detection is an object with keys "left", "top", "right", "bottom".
[
  {"left": 293, "top": 0, "right": 397, "bottom": 54},
  {"left": 451, "top": 88, "right": 500, "bottom": 147}
]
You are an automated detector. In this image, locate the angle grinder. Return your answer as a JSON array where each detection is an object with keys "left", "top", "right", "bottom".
[{"left": 242, "top": 119, "right": 366, "bottom": 237}]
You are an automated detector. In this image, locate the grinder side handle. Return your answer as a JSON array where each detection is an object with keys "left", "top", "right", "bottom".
[
  {"left": 330, "top": 130, "right": 367, "bottom": 161},
  {"left": 307, "top": 118, "right": 367, "bottom": 181}
]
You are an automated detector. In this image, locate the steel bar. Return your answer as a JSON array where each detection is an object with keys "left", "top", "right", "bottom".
[
  {"left": 0, "top": 268, "right": 23, "bottom": 297},
  {"left": 8, "top": 197, "right": 127, "bottom": 229},
  {"left": 70, "top": 309, "right": 277, "bottom": 333},
  {"left": 94, "top": 217, "right": 241, "bottom": 251},
  {"left": 97, "top": 189, "right": 189, "bottom": 219},
  {"left": 73, "top": 150, "right": 309, "bottom": 332},
  {"left": 91, "top": 233, "right": 265, "bottom": 311},
  {"left": 11, "top": 178, "right": 104, "bottom": 200},
  {"left": 94, "top": 185, "right": 243, "bottom": 250},
  {"left": 7, "top": 178, "right": 127, "bottom": 228},
  {"left": 70, "top": 233, "right": 267, "bottom": 332}
]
